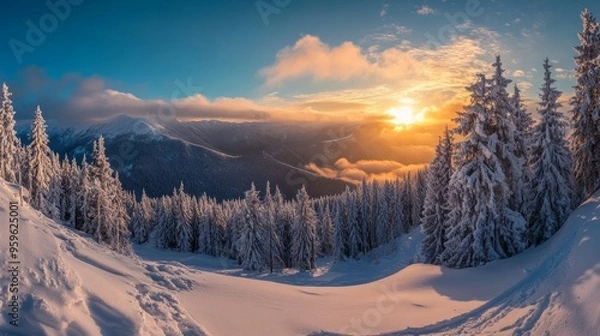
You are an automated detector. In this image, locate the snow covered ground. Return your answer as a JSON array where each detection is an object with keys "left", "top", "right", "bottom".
[{"left": 0, "top": 180, "right": 599, "bottom": 335}]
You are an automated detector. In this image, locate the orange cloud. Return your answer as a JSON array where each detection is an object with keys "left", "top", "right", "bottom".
[
  {"left": 305, "top": 157, "right": 427, "bottom": 184},
  {"left": 259, "top": 35, "right": 370, "bottom": 87}
]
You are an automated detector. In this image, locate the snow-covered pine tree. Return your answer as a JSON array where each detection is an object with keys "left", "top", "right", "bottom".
[
  {"left": 86, "top": 136, "right": 132, "bottom": 253},
  {"left": 155, "top": 196, "right": 175, "bottom": 249},
  {"left": 488, "top": 56, "right": 528, "bottom": 257},
  {"left": 131, "top": 201, "right": 149, "bottom": 244},
  {"left": 197, "top": 194, "right": 213, "bottom": 254},
  {"left": 319, "top": 204, "right": 334, "bottom": 256},
  {"left": 140, "top": 189, "right": 156, "bottom": 233},
  {"left": 389, "top": 180, "right": 402, "bottom": 238},
  {"left": 420, "top": 127, "right": 453, "bottom": 265},
  {"left": 529, "top": 58, "right": 574, "bottom": 246},
  {"left": 441, "top": 73, "right": 523, "bottom": 268},
  {"left": 344, "top": 188, "right": 362, "bottom": 259},
  {"left": 211, "top": 204, "right": 227, "bottom": 257},
  {"left": 74, "top": 155, "right": 90, "bottom": 232},
  {"left": 263, "top": 181, "right": 283, "bottom": 272},
  {"left": 411, "top": 170, "right": 427, "bottom": 231},
  {"left": 111, "top": 173, "right": 132, "bottom": 254},
  {"left": 59, "top": 156, "right": 73, "bottom": 223},
  {"left": 333, "top": 201, "right": 347, "bottom": 261},
  {"left": 175, "top": 183, "right": 194, "bottom": 252},
  {"left": 46, "top": 153, "right": 62, "bottom": 220},
  {"left": 291, "top": 186, "right": 317, "bottom": 270},
  {"left": 0, "top": 83, "right": 22, "bottom": 182},
  {"left": 237, "top": 183, "right": 266, "bottom": 271},
  {"left": 510, "top": 84, "right": 534, "bottom": 217},
  {"left": 27, "top": 106, "right": 54, "bottom": 216},
  {"left": 374, "top": 181, "right": 391, "bottom": 246},
  {"left": 570, "top": 9, "right": 600, "bottom": 200},
  {"left": 358, "top": 180, "right": 373, "bottom": 252},
  {"left": 273, "top": 186, "right": 292, "bottom": 267}
]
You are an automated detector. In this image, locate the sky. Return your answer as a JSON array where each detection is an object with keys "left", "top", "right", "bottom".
[{"left": 0, "top": 0, "right": 598, "bottom": 178}]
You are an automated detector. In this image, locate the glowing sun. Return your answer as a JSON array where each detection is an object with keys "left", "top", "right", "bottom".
[{"left": 387, "top": 105, "right": 424, "bottom": 128}]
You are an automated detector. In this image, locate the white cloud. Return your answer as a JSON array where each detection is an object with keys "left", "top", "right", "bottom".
[
  {"left": 513, "top": 70, "right": 525, "bottom": 77},
  {"left": 517, "top": 81, "right": 533, "bottom": 91},
  {"left": 417, "top": 5, "right": 436, "bottom": 15},
  {"left": 380, "top": 3, "right": 389, "bottom": 17}
]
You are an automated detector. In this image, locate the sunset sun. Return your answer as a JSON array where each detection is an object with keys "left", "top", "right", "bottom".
[{"left": 387, "top": 105, "right": 424, "bottom": 128}]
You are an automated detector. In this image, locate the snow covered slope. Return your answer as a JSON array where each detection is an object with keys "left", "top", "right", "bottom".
[
  {"left": 0, "top": 178, "right": 599, "bottom": 335},
  {"left": 0, "top": 181, "right": 208, "bottom": 336}
]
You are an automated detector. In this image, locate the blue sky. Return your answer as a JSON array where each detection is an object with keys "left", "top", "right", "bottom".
[{"left": 0, "top": 0, "right": 598, "bottom": 122}]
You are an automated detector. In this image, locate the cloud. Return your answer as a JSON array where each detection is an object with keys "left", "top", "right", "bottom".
[
  {"left": 513, "top": 70, "right": 525, "bottom": 77},
  {"left": 516, "top": 81, "right": 533, "bottom": 91},
  {"left": 305, "top": 158, "right": 427, "bottom": 184},
  {"left": 259, "top": 35, "right": 370, "bottom": 87},
  {"left": 380, "top": 3, "right": 389, "bottom": 17},
  {"left": 417, "top": 5, "right": 436, "bottom": 15},
  {"left": 260, "top": 34, "right": 497, "bottom": 90}
]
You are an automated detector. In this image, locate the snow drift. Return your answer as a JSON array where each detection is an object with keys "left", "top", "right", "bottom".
[{"left": 0, "top": 179, "right": 599, "bottom": 335}]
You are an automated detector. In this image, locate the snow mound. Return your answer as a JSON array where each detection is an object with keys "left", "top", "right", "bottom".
[
  {"left": 390, "top": 192, "right": 600, "bottom": 336},
  {"left": 0, "top": 181, "right": 208, "bottom": 336}
]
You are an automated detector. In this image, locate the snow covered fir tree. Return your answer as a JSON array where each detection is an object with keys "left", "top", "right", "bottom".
[{"left": 0, "top": 9, "right": 597, "bottom": 275}]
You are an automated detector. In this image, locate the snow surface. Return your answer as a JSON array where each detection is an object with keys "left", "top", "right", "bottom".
[{"left": 0, "top": 180, "right": 599, "bottom": 335}]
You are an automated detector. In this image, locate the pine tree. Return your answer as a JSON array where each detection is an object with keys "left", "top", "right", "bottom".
[
  {"left": 131, "top": 201, "right": 149, "bottom": 244},
  {"left": 27, "top": 106, "right": 54, "bottom": 216},
  {"left": 320, "top": 205, "right": 334, "bottom": 256},
  {"left": 47, "top": 153, "right": 62, "bottom": 220},
  {"left": 140, "top": 189, "right": 155, "bottom": 232},
  {"left": 0, "top": 83, "right": 22, "bottom": 183},
  {"left": 237, "top": 184, "right": 266, "bottom": 271},
  {"left": 570, "top": 9, "right": 600, "bottom": 200},
  {"left": 111, "top": 173, "right": 132, "bottom": 254},
  {"left": 488, "top": 56, "right": 528, "bottom": 258},
  {"left": 291, "top": 186, "right": 317, "bottom": 270},
  {"left": 345, "top": 189, "right": 362, "bottom": 259},
  {"left": 375, "top": 182, "right": 391, "bottom": 246},
  {"left": 155, "top": 196, "right": 174, "bottom": 249},
  {"left": 333, "top": 202, "right": 347, "bottom": 261},
  {"left": 529, "top": 58, "right": 574, "bottom": 246},
  {"left": 441, "top": 73, "right": 525, "bottom": 268},
  {"left": 86, "top": 136, "right": 132, "bottom": 253},
  {"left": 175, "top": 184, "right": 194, "bottom": 252},
  {"left": 510, "top": 85, "right": 534, "bottom": 216},
  {"left": 420, "top": 127, "right": 453, "bottom": 264}
]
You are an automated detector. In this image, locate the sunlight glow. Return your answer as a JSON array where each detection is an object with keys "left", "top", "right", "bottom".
[{"left": 387, "top": 105, "right": 424, "bottom": 128}]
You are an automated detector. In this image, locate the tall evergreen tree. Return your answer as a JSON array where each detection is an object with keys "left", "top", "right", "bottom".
[
  {"left": 529, "top": 58, "right": 574, "bottom": 246},
  {"left": 237, "top": 184, "right": 266, "bottom": 271},
  {"left": 175, "top": 184, "right": 194, "bottom": 252},
  {"left": 510, "top": 85, "right": 535, "bottom": 216},
  {"left": 0, "top": 83, "right": 21, "bottom": 182},
  {"left": 27, "top": 106, "right": 55, "bottom": 216},
  {"left": 291, "top": 186, "right": 317, "bottom": 270},
  {"left": 333, "top": 202, "right": 347, "bottom": 261},
  {"left": 488, "top": 56, "right": 528, "bottom": 257},
  {"left": 570, "top": 9, "right": 600, "bottom": 200},
  {"left": 420, "top": 127, "right": 453, "bottom": 264},
  {"left": 442, "top": 73, "right": 525, "bottom": 268}
]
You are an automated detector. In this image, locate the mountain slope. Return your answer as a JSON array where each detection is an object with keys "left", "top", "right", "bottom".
[
  {"left": 0, "top": 179, "right": 598, "bottom": 335},
  {"left": 16, "top": 115, "right": 350, "bottom": 201},
  {"left": 0, "top": 181, "right": 208, "bottom": 336}
]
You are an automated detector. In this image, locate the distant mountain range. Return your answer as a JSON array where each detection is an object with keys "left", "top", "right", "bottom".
[{"left": 16, "top": 114, "right": 374, "bottom": 200}]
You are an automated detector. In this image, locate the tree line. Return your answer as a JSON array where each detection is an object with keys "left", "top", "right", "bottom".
[{"left": 420, "top": 9, "right": 600, "bottom": 268}]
